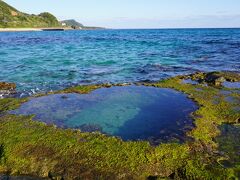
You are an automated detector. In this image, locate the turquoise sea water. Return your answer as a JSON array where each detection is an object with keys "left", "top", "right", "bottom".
[
  {"left": 0, "top": 28, "right": 240, "bottom": 96},
  {"left": 11, "top": 86, "right": 197, "bottom": 144}
]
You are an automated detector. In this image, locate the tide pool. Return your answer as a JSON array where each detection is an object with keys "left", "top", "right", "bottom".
[{"left": 11, "top": 86, "right": 197, "bottom": 144}]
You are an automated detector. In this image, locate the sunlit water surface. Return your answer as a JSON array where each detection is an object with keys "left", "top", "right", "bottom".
[{"left": 0, "top": 29, "right": 240, "bottom": 96}]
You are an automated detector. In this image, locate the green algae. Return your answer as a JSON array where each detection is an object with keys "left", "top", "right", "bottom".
[
  {"left": 186, "top": 71, "right": 240, "bottom": 85},
  {"left": 0, "top": 72, "right": 239, "bottom": 179},
  {"left": 56, "top": 83, "right": 130, "bottom": 95},
  {"left": 0, "top": 98, "right": 28, "bottom": 113},
  {"left": 0, "top": 114, "right": 234, "bottom": 179}
]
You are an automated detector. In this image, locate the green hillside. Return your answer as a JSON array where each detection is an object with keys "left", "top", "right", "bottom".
[
  {"left": 0, "top": 0, "right": 59, "bottom": 28},
  {"left": 61, "top": 19, "right": 105, "bottom": 30},
  {"left": 60, "top": 19, "right": 84, "bottom": 28}
]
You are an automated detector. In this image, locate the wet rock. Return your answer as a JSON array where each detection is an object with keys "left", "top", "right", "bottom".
[
  {"left": 191, "top": 72, "right": 204, "bottom": 78},
  {"left": 186, "top": 71, "right": 240, "bottom": 86},
  {"left": 114, "top": 83, "right": 131, "bottom": 87},
  {"left": 0, "top": 82, "right": 17, "bottom": 98},
  {"left": 205, "top": 72, "right": 226, "bottom": 86},
  {"left": 205, "top": 71, "right": 240, "bottom": 85},
  {"left": 218, "top": 72, "right": 240, "bottom": 82}
]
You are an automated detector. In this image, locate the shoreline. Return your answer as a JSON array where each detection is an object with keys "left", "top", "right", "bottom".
[
  {"left": 0, "top": 28, "right": 42, "bottom": 32},
  {"left": 0, "top": 27, "right": 105, "bottom": 32},
  {"left": 0, "top": 27, "right": 74, "bottom": 32}
]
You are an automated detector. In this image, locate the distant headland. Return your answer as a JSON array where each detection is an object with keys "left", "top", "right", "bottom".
[{"left": 0, "top": 0, "right": 104, "bottom": 31}]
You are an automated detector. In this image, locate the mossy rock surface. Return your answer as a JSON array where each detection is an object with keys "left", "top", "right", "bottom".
[{"left": 0, "top": 72, "right": 239, "bottom": 179}]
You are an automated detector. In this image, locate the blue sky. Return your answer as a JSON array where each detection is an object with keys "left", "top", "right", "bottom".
[{"left": 4, "top": 0, "right": 240, "bottom": 28}]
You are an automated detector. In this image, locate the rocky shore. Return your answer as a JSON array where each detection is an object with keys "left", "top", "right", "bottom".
[{"left": 0, "top": 71, "right": 239, "bottom": 179}]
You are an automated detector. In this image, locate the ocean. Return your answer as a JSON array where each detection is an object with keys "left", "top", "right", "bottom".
[{"left": 0, "top": 28, "right": 240, "bottom": 95}]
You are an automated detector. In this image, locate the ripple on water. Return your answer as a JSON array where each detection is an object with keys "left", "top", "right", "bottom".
[
  {"left": 1, "top": 29, "right": 240, "bottom": 94},
  {"left": 10, "top": 86, "right": 197, "bottom": 144}
]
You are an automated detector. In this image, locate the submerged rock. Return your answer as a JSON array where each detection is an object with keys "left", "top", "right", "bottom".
[{"left": 0, "top": 82, "right": 16, "bottom": 98}]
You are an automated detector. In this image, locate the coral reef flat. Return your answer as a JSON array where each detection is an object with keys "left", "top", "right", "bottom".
[{"left": 0, "top": 71, "right": 239, "bottom": 179}]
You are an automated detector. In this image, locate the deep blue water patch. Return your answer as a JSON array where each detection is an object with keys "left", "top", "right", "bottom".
[{"left": 11, "top": 86, "right": 197, "bottom": 144}]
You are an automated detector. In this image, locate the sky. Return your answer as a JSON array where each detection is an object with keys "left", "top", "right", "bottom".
[{"left": 4, "top": 0, "right": 240, "bottom": 29}]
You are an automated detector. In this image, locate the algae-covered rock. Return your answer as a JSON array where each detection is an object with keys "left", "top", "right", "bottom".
[
  {"left": 205, "top": 73, "right": 226, "bottom": 86},
  {"left": 205, "top": 71, "right": 240, "bottom": 85},
  {"left": 0, "top": 82, "right": 16, "bottom": 98},
  {"left": 0, "top": 82, "right": 16, "bottom": 90},
  {"left": 186, "top": 71, "right": 240, "bottom": 86}
]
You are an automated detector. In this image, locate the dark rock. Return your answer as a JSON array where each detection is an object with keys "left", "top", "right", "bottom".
[
  {"left": 205, "top": 73, "right": 226, "bottom": 86},
  {"left": 205, "top": 71, "right": 240, "bottom": 84}
]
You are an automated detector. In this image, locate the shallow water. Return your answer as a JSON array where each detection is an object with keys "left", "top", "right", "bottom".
[
  {"left": 11, "top": 86, "right": 197, "bottom": 144},
  {"left": 216, "top": 124, "right": 240, "bottom": 168},
  {"left": 223, "top": 82, "right": 240, "bottom": 89},
  {"left": 0, "top": 29, "right": 240, "bottom": 95},
  {"left": 224, "top": 96, "right": 240, "bottom": 104},
  {"left": 182, "top": 79, "right": 199, "bottom": 85}
]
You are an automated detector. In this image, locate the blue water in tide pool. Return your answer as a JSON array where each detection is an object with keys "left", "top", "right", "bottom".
[
  {"left": 0, "top": 29, "right": 240, "bottom": 96},
  {"left": 11, "top": 86, "right": 197, "bottom": 144}
]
